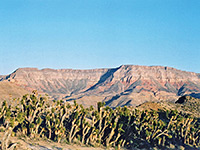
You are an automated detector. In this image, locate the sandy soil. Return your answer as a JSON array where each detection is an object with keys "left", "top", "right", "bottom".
[{"left": 0, "top": 132, "right": 116, "bottom": 150}]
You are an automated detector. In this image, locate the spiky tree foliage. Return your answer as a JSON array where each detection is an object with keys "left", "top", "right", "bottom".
[
  {"left": 20, "top": 93, "right": 46, "bottom": 137},
  {"left": 0, "top": 101, "right": 25, "bottom": 150},
  {"left": 0, "top": 92, "right": 200, "bottom": 149},
  {"left": 65, "top": 101, "right": 82, "bottom": 143}
]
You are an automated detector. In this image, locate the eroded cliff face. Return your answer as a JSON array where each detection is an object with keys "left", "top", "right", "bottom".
[
  {"left": 3, "top": 68, "right": 107, "bottom": 98},
  {"left": 1, "top": 65, "right": 200, "bottom": 107}
]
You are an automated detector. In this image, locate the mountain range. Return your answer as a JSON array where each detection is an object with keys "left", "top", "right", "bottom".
[{"left": 0, "top": 65, "right": 200, "bottom": 107}]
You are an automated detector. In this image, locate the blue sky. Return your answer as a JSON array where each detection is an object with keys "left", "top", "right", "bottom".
[{"left": 0, "top": 0, "right": 200, "bottom": 75}]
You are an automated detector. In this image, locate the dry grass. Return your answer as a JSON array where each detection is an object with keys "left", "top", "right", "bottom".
[{"left": 136, "top": 101, "right": 164, "bottom": 111}]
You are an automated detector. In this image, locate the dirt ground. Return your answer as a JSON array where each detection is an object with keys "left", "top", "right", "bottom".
[{"left": 0, "top": 132, "right": 116, "bottom": 150}]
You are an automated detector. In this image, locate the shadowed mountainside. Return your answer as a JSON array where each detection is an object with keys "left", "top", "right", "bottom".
[{"left": 1, "top": 65, "right": 200, "bottom": 107}]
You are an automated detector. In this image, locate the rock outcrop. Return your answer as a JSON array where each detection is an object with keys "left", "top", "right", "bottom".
[{"left": 1, "top": 65, "right": 200, "bottom": 107}]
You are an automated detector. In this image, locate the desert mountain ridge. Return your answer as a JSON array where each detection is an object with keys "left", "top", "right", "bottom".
[{"left": 0, "top": 65, "right": 200, "bottom": 107}]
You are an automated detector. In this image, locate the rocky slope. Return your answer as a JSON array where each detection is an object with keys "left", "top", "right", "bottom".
[
  {"left": 0, "top": 81, "right": 29, "bottom": 103},
  {"left": 1, "top": 65, "right": 200, "bottom": 107},
  {"left": 137, "top": 95, "right": 200, "bottom": 118}
]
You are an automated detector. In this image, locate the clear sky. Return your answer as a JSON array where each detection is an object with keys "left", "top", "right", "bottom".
[{"left": 0, "top": 0, "right": 200, "bottom": 75}]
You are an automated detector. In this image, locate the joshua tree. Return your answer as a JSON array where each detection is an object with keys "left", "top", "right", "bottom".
[
  {"left": 0, "top": 103, "right": 25, "bottom": 150},
  {"left": 0, "top": 92, "right": 200, "bottom": 149}
]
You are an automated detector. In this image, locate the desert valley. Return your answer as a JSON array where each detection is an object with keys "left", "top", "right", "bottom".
[{"left": 0, "top": 65, "right": 200, "bottom": 150}]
